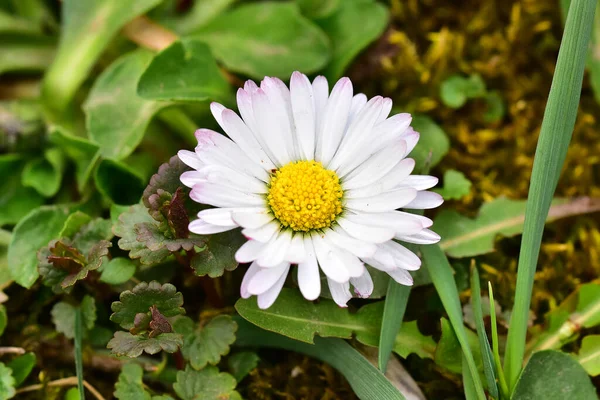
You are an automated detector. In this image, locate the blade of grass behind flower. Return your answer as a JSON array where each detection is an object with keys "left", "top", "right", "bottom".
[
  {"left": 503, "top": 0, "right": 596, "bottom": 391},
  {"left": 489, "top": 282, "right": 509, "bottom": 398},
  {"left": 421, "top": 244, "right": 486, "bottom": 399},
  {"left": 470, "top": 263, "right": 499, "bottom": 399},
  {"left": 378, "top": 281, "right": 410, "bottom": 372},
  {"left": 74, "top": 307, "right": 85, "bottom": 400},
  {"left": 463, "top": 354, "right": 479, "bottom": 400}
]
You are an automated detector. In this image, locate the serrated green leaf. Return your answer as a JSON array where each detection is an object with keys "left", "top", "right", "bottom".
[
  {"left": 0, "top": 154, "right": 44, "bottom": 227},
  {"left": 173, "top": 315, "right": 237, "bottom": 370},
  {"left": 71, "top": 218, "right": 114, "bottom": 255},
  {"left": 84, "top": 50, "right": 170, "bottom": 160},
  {"left": 94, "top": 158, "right": 145, "bottom": 205},
  {"left": 114, "top": 363, "right": 151, "bottom": 400},
  {"left": 110, "top": 281, "right": 184, "bottom": 330},
  {"left": 174, "top": 365, "right": 241, "bottom": 400},
  {"left": 21, "top": 147, "right": 65, "bottom": 198},
  {"left": 512, "top": 350, "right": 596, "bottom": 399},
  {"left": 317, "top": 0, "right": 388, "bottom": 80},
  {"left": 51, "top": 296, "right": 96, "bottom": 339},
  {"left": 138, "top": 39, "right": 230, "bottom": 103},
  {"left": 193, "top": 2, "right": 330, "bottom": 79},
  {"left": 576, "top": 335, "right": 600, "bottom": 376},
  {"left": 100, "top": 257, "right": 137, "bottom": 285},
  {"left": 108, "top": 331, "right": 183, "bottom": 357},
  {"left": 190, "top": 231, "right": 244, "bottom": 278},
  {"left": 49, "top": 128, "right": 100, "bottom": 192},
  {"left": 8, "top": 205, "right": 72, "bottom": 288},
  {"left": 0, "top": 362, "right": 15, "bottom": 399},
  {"left": 410, "top": 115, "right": 450, "bottom": 170},
  {"left": 228, "top": 351, "right": 259, "bottom": 382},
  {"left": 434, "top": 169, "right": 472, "bottom": 200},
  {"left": 7, "top": 352, "right": 36, "bottom": 387}
]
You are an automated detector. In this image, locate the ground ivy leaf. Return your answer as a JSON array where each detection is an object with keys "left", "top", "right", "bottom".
[
  {"left": 110, "top": 281, "right": 185, "bottom": 330},
  {"left": 316, "top": 0, "right": 388, "bottom": 80},
  {"left": 84, "top": 49, "right": 170, "bottom": 160},
  {"left": 0, "top": 362, "right": 15, "bottom": 399},
  {"left": 174, "top": 365, "right": 241, "bottom": 400},
  {"left": 95, "top": 158, "right": 146, "bottom": 205},
  {"left": 228, "top": 351, "right": 260, "bottom": 382},
  {"left": 0, "top": 154, "right": 44, "bottom": 227},
  {"left": 8, "top": 205, "right": 72, "bottom": 288},
  {"left": 576, "top": 335, "right": 600, "bottom": 376},
  {"left": 190, "top": 231, "right": 244, "bottom": 278},
  {"left": 7, "top": 353, "right": 36, "bottom": 387},
  {"left": 192, "top": 2, "right": 330, "bottom": 79},
  {"left": 434, "top": 169, "right": 472, "bottom": 200},
  {"left": 410, "top": 115, "right": 450, "bottom": 170},
  {"left": 71, "top": 218, "right": 114, "bottom": 255},
  {"left": 51, "top": 296, "right": 96, "bottom": 339},
  {"left": 138, "top": 38, "right": 230, "bottom": 103},
  {"left": 114, "top": 363, "right": 151, "bottom": 400},
  {"left": 21, "top": 147, "right": 65, "bottom": 198},
  {"left": 142, "top": 156, "right": 190, "bottom": 210},
  {"left": 49, "top": 127, "right": 100, "bottom": 192},
  {"left": 135, "top": 221, "right": 204, "bottom": 253},
  {"left": 173, "top": 315, "right": 237, "bottom": 370},
  {"left": 59, "top": 211, "right": 92, "bottom": 239},
  {"left": 107, "top": 331, "right": 183, "bottom": 357},
  {"left": 100, "top": 257, "right": 137, "bottom": 285}
]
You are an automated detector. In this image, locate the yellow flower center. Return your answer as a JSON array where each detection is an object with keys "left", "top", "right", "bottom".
[{"left": 267, "top": 160, "right": 344, "bottom": 232}]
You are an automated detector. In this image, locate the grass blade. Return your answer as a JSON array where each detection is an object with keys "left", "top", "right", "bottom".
[
  {"left": 470, "top": 263, "right": 499, "bottom": 399},
  {"left": 421, "top": 244, "right": 486, "bottom": 399},
  {"left": 463, "top": 354, "right": 479, "bottom": 400},
  {"left": 74, "top": 307, "right": 85, "bottom": 400},
  {"left": 378, "top": 281, "right": 410, "bottom": 372},
  {"left": 503, "top": 0, "right": 596, "bottom": 390},
  {"left": 235, "top": 317, "right": 406, "bottom": 400},
  {"left": 489, "top": 283, "right": 509, "bottom": 398}
]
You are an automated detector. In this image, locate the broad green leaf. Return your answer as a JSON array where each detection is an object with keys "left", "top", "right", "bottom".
[
  {"left": 42, "top": 0, "right": 162, "bottom": 115},
  {"left": 114, "top": 363, "right": 151, "bottom": 400},
  {"left": 576, "top": 335, "right": 600, "bottom": 376},
  {"left": 64, "top": 388, "right": 79, "bottom": 400},
  {"left": 190, "top": 231, "right": 244, "bottom": 278},
  {"left": 21, "top": 148, "right": 65, "bottom": 197},
  {"left": 440, "top": 74, "right": 486, "bottom": 108},
  {"left": 434, "top": 169, "right": 472, "bottom": 200},
  {"left": 434, "top": 318, "right": 482, "bottom": 375},
  {"left": 8, "top": 204, "right": 72, "bottom": 288},
  {"left": 174, "top": 366, "right": 241, "bottom": 400},
  {"left": 410, "top": 115, "right": 450, "bottom": 169},
  {"left": 100, "top": 257, "right": 137, "bottom": 285},
  {"left": 173, "top": 315, "right": 237, "bottom": 370},
  {"left": 512, "top": 350, "right": 596, "bottom": 399},
  {"left": 193, "top": 2, "right": 330, "bottom": 79},
  {"left": 51, "top": 296, "right": 96, "bottom": 339},
  {"left": 0, "top": 305, "right": 6, "bottom": 337},
  {"left": 228, "top": 351, "right": 259, "bottom": 382},
  {"left": 437, "top": 197, "right": 600, "bottom": 258},
  {"left": 94, "top": 158, "right": 145, "bottom": 205},
  {"left": 138, "top": 39, "right": 230, "bottom": 103},
  {"left": 235, "top": 288, "right": 436, "bottom": 360},
  {"left": 504, "top": 0, "right": 596, "bottom": 388},
  {"left": 0, "top": 99, "right": 45, "bottom": 153},
  {"left": 0, "top": 155, "right": 44, "bottom": 227},
  {"left": 317, "top": 0, "right": 388, "bottom": 80},
  {"left": 108, "top": 331, "right": 183, "bottom": 357},
  {"left": 85, "top": 50, "right": 169, "bottom": 160},
  {"left": 110, "top": 281, "right": 185, "bottom": 330},
  {"left": 151, "top": 0, "right": 236, "bottom": 35},
  {"left": 0, "top": 38, "right": 55, "bottom": 75},
  {"left": 0, "top": 362, "right": 15, "bottom": 399},
  {"left": 7, "top": 353, "right": 36, "bottom": 387},
  {"left": 59, "top": 211, "right": 92, "bottom": 238},
  {"left": 297, "top": 0, "right": 341, "bottom": 19},
  {"left": 49, "top": 128, "right": 100, "bottom": 192}
]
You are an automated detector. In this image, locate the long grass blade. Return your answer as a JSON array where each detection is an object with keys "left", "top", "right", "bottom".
[
  {"left": 421, "top": 244, "right": 486, "bottom": 399},
  {"left": 74, "top": 307, "right": 85, "bottom": 400},
  {"left": 463, "top": 354, "right": 479, "bottom": 400},
  {"left": 378, "top": 281, "right": 410, "bottom": 372},
  {"left": 503, "top": 0, "right": 596, "bottom": 390},
  {"left": 489, "top": 282, "right": 509, "bottom": 398}
]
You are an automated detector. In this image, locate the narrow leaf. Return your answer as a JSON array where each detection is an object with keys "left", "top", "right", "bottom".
[
  {"left": 378, "top": 280, "right": 410, "bottom": 372},
  {"left": 74, "top": 308, "right": 85, "bottom": 400}
]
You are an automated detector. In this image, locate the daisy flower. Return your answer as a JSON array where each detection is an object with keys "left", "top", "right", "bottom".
[{"left": 178, "top": 72, "right": 443, "bottom": 309}]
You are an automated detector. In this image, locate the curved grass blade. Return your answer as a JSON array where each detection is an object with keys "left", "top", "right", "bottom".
[
  {"left": 463, "top": 354, "right": 478, "bottom": 400},
  {"left": 488, "top": 282, "right": 509, "bottom": 398},
  {"left": 421, "top": 244, "right": 486, "bottom": 399},
  {"left": 503, "top": 0, "right": 597, "bottom": 390},
  {"left": 235, "top": 317, "right": 406, "bottom": 400},
  {"left": 74, "top": 307, "right": 85, "bottom": 400},
  {"left": 378, "top": 280, "right": 410, "bottom": 372}
]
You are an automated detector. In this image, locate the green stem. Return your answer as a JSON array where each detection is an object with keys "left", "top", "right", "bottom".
[
  {"left": 74, "top": 308, "right": 85, "bottom": 400},
  {"left": 157, "top": 107, "right": 199, "bottom": 147}
]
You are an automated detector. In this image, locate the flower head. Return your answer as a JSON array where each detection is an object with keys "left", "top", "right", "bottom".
[{"left": 179, "top": 72, "right": 443, "bottom": 309}]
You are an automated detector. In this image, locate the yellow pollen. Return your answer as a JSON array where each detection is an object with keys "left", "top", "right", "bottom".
[{"left": 267, "top": 160, "right": 344, "bottom": 232}]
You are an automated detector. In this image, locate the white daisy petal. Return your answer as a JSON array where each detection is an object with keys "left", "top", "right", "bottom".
[
  {"left": 192, "top": 165, "right": 266, "bottom": 194},
  {"left": 345, "top": 187, "right": 418, "bottom": 213},
  {"left": 401, "top": 175, "right": 439, "bottom": 190},
  {"left": 298, "top": 238, "right": 320, "bottom": 300},
  {"left": 379, "top": 241, "right": 422, "bottom": 270},
  {"left": 377, "top": 97, "right": 393, "bottom": 123},
  {"left": 404, "top": 191, "right": 444, "bottom": 209},
  {"left": 240, "top": 261, "right": 261, "bottom": 298},
  {"left": 348, "top": 93, "right": 367, "bottom": 124},
  {"left": 236, "top": 88, "right": 260, "bottom": 136},
  {"left": 335, "top": 248, "right": 365, "bottom": 278},
  {"left": 312, "top": 76, "right": 329, "bottom": 135},
  {"left": 190, "top": 182, "right": 264, "bottom": 208},
  {"left": 396, "top": 229, "right": 441, "bottom": 244},
  {"left": 210, "top": 102, "right": 226, "bottom": 126},
  {"left": 247, "top": 262, "right": 290, "bottom": 295},
  {"left": 327, "top": 278, "right": 351, "bottom": 307},
  {"left": 346, "top": 158, "right": 416, "bottom": 197},
  {"left": 343, "top": 212, "right": 424, "bottom": 236},
  {"left": 387, "top": 268, "right": 414, "bottom": 286},
  {"left": 312, "top": 234, "right": 350, "bottom": 283},
  {"left": 286, "top": 233, "right": 306, "bottom": 264},
  {"left": 236, "top": 240, "right": 268, "bottom": 263},
  {"left": 363, "top": 257, "right": 394, "bottom": 272},
  {"left": 252, "top": 88, "right": 292, "bottom": 166},
  {"left": 197, "top": 208, "right": 237, "bottom": 226},
  {"left": 232, "top": 209, "right": 273, "bottom": 229},
  {"left": 256, "top": 231, "right": 292, "bottom": 267},
  {"left": 350, "top": 269, "right": 374, "bottom": 298},
  {"left": 376, "top": 113, "right": 412, "bottom": 142},
  {"left": 290, "top": 71, "right": 316, "bottom": 160},
  {"left": 178, "top": 150, "right": 203, "bottom": 170},
  {"left": 261, "top": 77, "right": 297, "bottom": 159},
  {"left": 257, "top": 266, "right": 290, "bottom": 309},
  {"left": 341, "top": 139, "right": 407, "bottom": 186},
  {"left": 189, "top": 219, "right": 237, "bottom": 235},
  {"left": 242, "top": 221, "right": 280, "bottom": 243},
  {"left": 337, "top": 218, "right": 395, "bottom": 243},
  {"left": 401, "top": 127, "right": 420, "bottom": 155},
  {"left": 325, "top": 227, "right": 377, "bottom": 258}
]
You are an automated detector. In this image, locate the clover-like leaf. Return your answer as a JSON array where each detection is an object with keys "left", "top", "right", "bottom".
[
  {"left": 110, "top": 281, "right": 185, "bottom": 330},
  {"left": 114, "top": 363, "right": 151, "bottom": 400},
  {"left": 190, "top": 231, "right": 245, "bottom": 278},
  {"left": 173, "top": 315, "right": 237, "bottom": 370},
  {"left": 0, "top": 362, "right": 15, "bottom": 399},
  {"left": 107, "top": 331, "right": 183, "bottom": 358},
  {"left": 174, "top": 365, "right": 241, "bottom": 400}
]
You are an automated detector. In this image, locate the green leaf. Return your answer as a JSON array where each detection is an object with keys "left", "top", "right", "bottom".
[
  {"left": 316, "top": 0, "right": 388, "bottom": 80},
  {"left": 49, "top": 128, "right": 100, "bottom": 192},
  {"left": 0, "top": 154, "right": 44, "bottom": 227},
  {"left": 8, "top": 205, "right": 72, "bottom": 288},
  {"left": 0, "top": 362, "right": 15, "bottom": 399},
  {"left": 576, "top": 335, "right": 600, "bottom": 376},
  {"left": 59, "top": 211, "right": 92, "bottom": 238},
  {"left": 0, "top": 38, "right": 55, "bottom": 76},
  {"left": 51, "top": 296, "right": 96, "bottom": 339},
  {"left": 42, "top": 0, "right": 162, "bottom": 116},
  {"left": 440, "top": 74, "right": 486, "bottom": 108},
  {"left": 235, "top": 288, "right": 436, "bottom": 360},
  {"left": 236, "top": 318, "right": 405, "bottom": 400},
  {"left": 100, "top": 257, "right": 137, "bottom": 285},
  {"left": 483, "top": 91, "right": 505, "bottom": 123},
  {"left": 504, "top": 0, "right": 597, "bottom": 388},
  {"left": 173, "top": 315, "right": 237, "bottom": 370},
  {"left": 228, "top": 351, "right": 259, "bottom": 382},
  {"left": 0, "top": 9, "right": 44, "bottom": 35},
  {"left": 0, "top": 305, "right": 6, "bottom": 337},
  {"left": 94, "top": 158, "right": 145, "bottom": 205},
  {"left": 64, "top": 387, "right": 80, "bottom": 400},
  {"left": 297, "top": 0, "right": 341, "bottom": 19},
  {"left": 437, "top": 197, "right": 600, "bottom": 258},
  {"left": 434, "top": 169, "right": 472, "bottom": 200},
  {"left": 174, "top": 365, "right": 241, "bottom": 400},
  {"left": 512, "top": 350, "right": 596, "bottom": 399},
  {"left": 378, "top": 281, "right": 410, "bottom": 372},
  {"left": 193, "top": 2, "right": 330, "bottom": 79},
  {"left": 190, "top": 231, "right": 244, "bottom": 278},
  {"left": 7, "top": 352, "right": 36, "bottom": 387},
  {"left": 107, "top": 331, "right": 183, "bottom": 357},
  {"left": 434, "top": 318, "right": 482, "bottom": 375},
  {"left": 151, "top": 0, "right": 236, "bottom": 35},
  {"left": 81, "top": 295, "right": 97, "bottom": 330},
  {"left": 110, "top": 281, "right": 185, "bottom": 330},
  {"left": 138, "top": 39, "right": 231, "bottom": 103},
  {"left": 84, "top": 50, "right": 169, "bottom": 160},
  {"left": 410, "top": 115, "right": 450, "bottom": 170},
  {"left": 21, "top": 148, "right": 65, "bottom": 198},
  {"left": 114, "top": 363, "right": 151, "bottom": 400}
]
